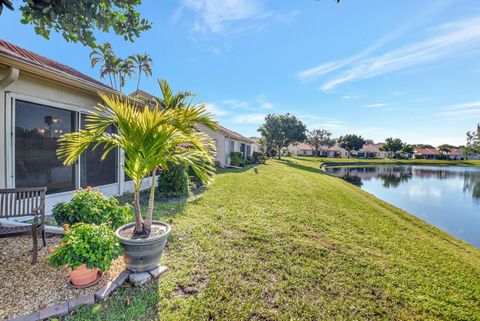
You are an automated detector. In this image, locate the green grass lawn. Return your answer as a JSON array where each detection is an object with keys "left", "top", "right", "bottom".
[{"left": 70, "top": 157, "right": 480, "bottom": 320}]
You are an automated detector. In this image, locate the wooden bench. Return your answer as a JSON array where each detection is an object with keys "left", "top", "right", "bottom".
[{"left": 0, "top": 187, "right": 47, "bottom": 264}]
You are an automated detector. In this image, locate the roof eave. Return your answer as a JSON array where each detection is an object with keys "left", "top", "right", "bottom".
[{"left": 0, "top": 54, "right": 115, "bottom": 95}]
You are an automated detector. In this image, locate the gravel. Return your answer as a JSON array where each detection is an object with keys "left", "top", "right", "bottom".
[{"left": 0, "top": 234, "right": 125, "bottom": 320}]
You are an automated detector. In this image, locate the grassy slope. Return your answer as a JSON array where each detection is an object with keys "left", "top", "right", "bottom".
[{"left": 70, "top": 158, "right": 480, "bottom": 321}]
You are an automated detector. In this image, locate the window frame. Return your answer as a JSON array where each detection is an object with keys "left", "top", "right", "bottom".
[{"left": 6, "top": 92, "right": 121, "bottom": 195}]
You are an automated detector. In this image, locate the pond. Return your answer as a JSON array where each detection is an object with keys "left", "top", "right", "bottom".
[{"left": 325, "top": 164, "right": 480, "bottom": 247}]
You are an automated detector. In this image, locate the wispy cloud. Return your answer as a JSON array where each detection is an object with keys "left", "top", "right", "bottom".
[
  {"left": 439, "top": 101, "right": 480, "bottom": 118},
  {"left": 205, "top": 103, "right": 229, "bottom": 116},
  {"left": 297, "top": 1, "right": 455, "bottom": 83},
  {"left": 319, "top": 17, "right": 480, "bottom": 91},
  {"left": 232, "top": 113, "right": 266, "bottom": 124},
  {"left": 364, "top": 103, "right": 389, "bottom": 109},
  {"left": 179, "top": 0, "right": 263, "bottom": 33}
]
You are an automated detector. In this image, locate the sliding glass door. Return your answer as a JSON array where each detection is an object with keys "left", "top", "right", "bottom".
[{"left": 15, "top": 100, "right": 76, "bottom": 194}]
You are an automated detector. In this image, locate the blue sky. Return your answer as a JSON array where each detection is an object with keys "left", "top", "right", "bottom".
[{"left": 2, "top": 0, "right": 480, "bottom": 145}]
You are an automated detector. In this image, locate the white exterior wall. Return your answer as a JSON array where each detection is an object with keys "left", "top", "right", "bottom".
[{"left": 0, "top": 69, "right": 153, "bottom": 213}]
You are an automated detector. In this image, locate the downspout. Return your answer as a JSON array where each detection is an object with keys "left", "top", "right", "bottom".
[{"left": 0, "top": 66, "right": 20, "bottom": 88}]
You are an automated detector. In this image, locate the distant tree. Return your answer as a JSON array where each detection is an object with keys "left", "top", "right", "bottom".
[
  {"left": 401, "top": 143, "right": 414, "bottom": 156},
  {"left": 364, "top": 139, "right": 374, "bottom": 145},
  {"left": 305, "top": 129, "right": 334, "bottom": 157},
  {"left": 0, "top": 0, "right": 151, "bottom": 49},
  {"left": 438, "top": 144, "right": 456, "bottom": 155},
  {"left": 466, "top": 124, "right": 480, "bottom": 159},
  {"left": 380, "top": 137, "right": 404, "bottom": 158},
  {"left": 130, "top": 53, "right": 153, "bottom": 92},
  {"left": 258, "top": 114, "right": 307, "bottom": 160},
  {"left": 338, "top": 134, "right": 365, "bottom": 158}
]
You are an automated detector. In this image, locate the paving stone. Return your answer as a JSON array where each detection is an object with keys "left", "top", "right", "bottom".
[
  {"left": 38, "top": 303, "right": 68, "bottom": 320},
  {"left": 148, "top": 265, "right": 168, "bottom": 279},
  {"left": 129, "top": 272, "right": 151, "bottom": 286},
  {"left": 6, "top": 311, "right": 39, "bottom": 321},
  {"left": 94, "top": 281, "right": 118, "bottom": 301},
  {"left": 113, "top": 270, "right": 130, "bottom": 286},
  {"left": 67, "top": 294, "right": 95, "bottom": 311}
]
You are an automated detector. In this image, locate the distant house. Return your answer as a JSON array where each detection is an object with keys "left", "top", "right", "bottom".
[
  {"left": 414, "top": 147, "right": 439, "bottom": 159},
  {"left": 353, "top": 143, "right": 388, "bottom": 159},
  {"left": 288, "top": 143, "right": 348, "bottom": 158},
  {"left": 445, "top": 148, "right": 463, "bottom": 160}
]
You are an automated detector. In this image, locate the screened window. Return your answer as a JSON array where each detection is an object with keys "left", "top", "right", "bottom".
[
  {"left": 80, "top": 114, "right": 118, "bottom": 187},
  {"left": 15, "top": 100, "right": 76, "bottom": 194}
]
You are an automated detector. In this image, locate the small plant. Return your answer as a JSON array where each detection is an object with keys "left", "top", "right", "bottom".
[
  {"left": 47, "top": 223, "right": 122, "bottom": 272},
  {"left": 52, "top": 188, "right": 132, "bottom": 229},
  {"left": 230, "top": 152, "right": 243, "bottom": 167},
  {"left": 157, "top": 163, "right": 189, "bottom": 198}
]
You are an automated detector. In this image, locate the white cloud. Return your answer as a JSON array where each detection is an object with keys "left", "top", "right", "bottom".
[
  {"left": 222, "top": 99, "right": 253, "bottom": 110},
  {"left": 317, "top": 16, "right": 480, "bottom": 91},
  {"left": 232, "top": 113, "right": 265, "bottom": 124},
  {"left": 439, "top": 101, "right": 480, "bottom": 118},
  {"left": 179, "top": 0, "right": 263, "bottom": 33},
  {"left": 256, "top": 95, "right": 274, "bottom": 109},
  {"left": 204, "top": 103, "right": 229, "bottom": 116},
  {"left": 364, "top": 103, "right": 389, "bottom": 108},
  {"left": 342, "top": 95, "right": 360, "bottom": 100}
]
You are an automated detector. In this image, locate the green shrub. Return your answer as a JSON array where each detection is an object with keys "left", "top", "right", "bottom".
[
  {"left": 52, "top": 188, "right": 132, "bottom": 229},
  {"left": 157, "top": 163, "right": 189, "bottom": 198},
  {"left": 252, "top": 151, "right": 263, "bottom": 163},
  {"left": 230, "top": 152, "right": 243, "bottom": 167},
  {"left": 47, "top": 223, "right": 122, "bottom": 272}
]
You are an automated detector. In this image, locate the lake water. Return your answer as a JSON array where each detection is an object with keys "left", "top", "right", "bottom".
[{"left": 325, "top": 165, "right": 480, "bottom": 247}]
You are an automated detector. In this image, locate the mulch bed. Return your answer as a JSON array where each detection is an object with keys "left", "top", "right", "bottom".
[{"left": 0, "top": 234, "right": 125, "bottom": 320}]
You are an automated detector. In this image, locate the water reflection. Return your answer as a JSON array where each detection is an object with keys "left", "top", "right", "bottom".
[
  {"left": 325, "top": 165, "right": 480, "bottom": 247},
  {"left": 327, "top": 166, "right": 480, "bottom": 199}
]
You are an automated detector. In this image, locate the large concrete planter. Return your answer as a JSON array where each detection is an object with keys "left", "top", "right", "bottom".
[{"left": 115, "top": 221, "right": 171, "bottom": 273}]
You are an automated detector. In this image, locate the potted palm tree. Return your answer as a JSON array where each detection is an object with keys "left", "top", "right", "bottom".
[{"left": 57, "top": 80, "right": 217, "bottom": 272}]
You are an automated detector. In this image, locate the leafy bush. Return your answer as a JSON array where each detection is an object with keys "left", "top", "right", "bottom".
[
  {"left": 246, "top": 156, "right": 254, "bottom": 164},
  {"left": 52, "top": 188, "right": 132, "bottom": 229},
  {"left": 47, "top": 223, "right": 122, "bottom": 272},
  {"left": 252, "top": 151, "right": 263, "bottom": 163},
  {"left": 230, "top": 152, "right": 243, "bottom": 167},
  {"left": 157, "top": 163, "right": 189, "bottom": 198}
]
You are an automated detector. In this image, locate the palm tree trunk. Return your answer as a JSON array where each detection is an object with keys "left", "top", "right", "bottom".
[
  {"left": 143, "top": 168, "right": 157, "bottom": 234},
  {"left": 133, "top": 188, "right": 144, "bottom": 235},
  {"left": 136, "top": 68, "right": 142, "bottom": 92}
]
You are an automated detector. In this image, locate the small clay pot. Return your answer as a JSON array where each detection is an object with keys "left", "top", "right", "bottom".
[{"left": 67, "top": 264, "right": 99, "bottom": 287}]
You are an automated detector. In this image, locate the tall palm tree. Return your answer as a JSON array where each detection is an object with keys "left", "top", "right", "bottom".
[
  {"left": 131, "top": 53, "right": 153, "bottom": 92},
  {"left": 90, "top": 42, "right": 116, "bottom": 88},
  {"left": 57, "top": 91, "right": 218, "bottom": 236},
  {"left": 118, "top": 57, "right": 134, "bottom": 93}
]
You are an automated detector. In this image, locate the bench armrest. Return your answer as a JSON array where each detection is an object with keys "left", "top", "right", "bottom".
[{"left": 32, "top": 198, "right": 46, "bottom": 225}]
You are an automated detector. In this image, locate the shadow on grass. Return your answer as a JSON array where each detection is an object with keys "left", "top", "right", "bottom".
[
  {"left": 281, "top": 159, "right": 325, "bottom": 175},
  {"left": 215, "top": 164, "right": 257, "bottom": 175}
]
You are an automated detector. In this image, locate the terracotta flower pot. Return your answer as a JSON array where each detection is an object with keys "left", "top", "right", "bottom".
[{"left": 67, "top": 264, "right": 99, "bottom": 287}]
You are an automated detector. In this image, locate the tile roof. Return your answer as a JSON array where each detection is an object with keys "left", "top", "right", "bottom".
[
  {"left": 130, "top": 89, "right": 158, "bottom": 102},
  {"left": 414, "top": 147, "right": 439, "bottom": 155},
  {"left": 0, "top": 38, "right": 111, "bottom": 91},
  {"left": 218, "top": 125, "right": 252, "bottom": 143},
  {"left": 360, "top": 143, "right": 384, "bottom": 153}
]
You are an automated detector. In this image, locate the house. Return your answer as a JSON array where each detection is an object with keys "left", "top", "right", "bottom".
[
  {"left": 414, "top": 147, "right": 439, "bottom": 159},
  {"left": 0, "top": 39, "right": 153, "bottom": 213},
  {"left": 446, "top": 148, "right": 463, "bottom": 160},
  {"left": 288, "top": 143, "right": 348, "bottom": 158},
  {"left": 197, "top": 123, "right": 255, "bottom": 167},
  {"left": 353, "top": 143, "right": 388, "bottom": 159}
]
